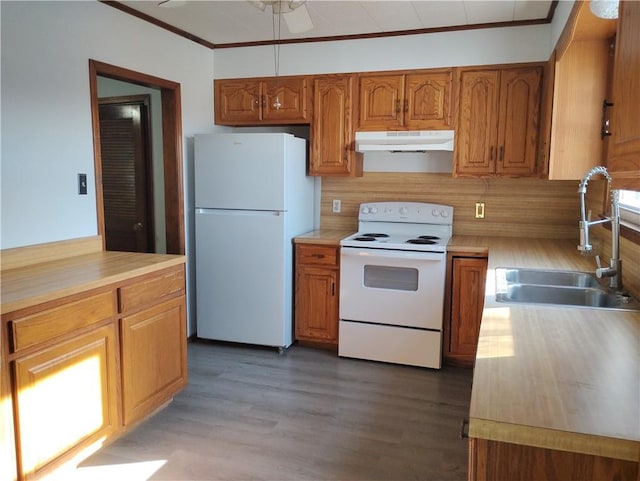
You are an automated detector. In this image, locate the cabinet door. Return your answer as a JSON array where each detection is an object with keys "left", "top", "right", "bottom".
[
  {"left": 262, "top": 76, "right": 311, "bottom": 124},
  {"left": 214, "top": 79, "right": 261, "bottom": 124},
  {"left": 608, "top": 1, "right": 640, "bottom": 191},
  {"left": 454, "top": 70, "right": 500, "bottom": 176},
  {"left": 0, "top": 328, "right": 17, "bottom": 481},
  {"left": 358, "top": 74, "right": 404, "bottom": 130},
  {"left": 405, "top": 71, "right": 453, "bottom": 130},
  {"left": 295, "top": 265, "right": 338, "bottom": 344},
  {"left": 14, "top": 324, "right": 119, "bottom": 478},
  {"left": 447, "top": 257, "right": 487, "bottom": 366},
  {"left": 121, "top": 296, "right": 187, "bottom": 426},
  {"left": 310, "top": 75, "right": 362, "bottom": 176},
  {"left": 497, "top": 67, "right": 541, "bottom": 176}
]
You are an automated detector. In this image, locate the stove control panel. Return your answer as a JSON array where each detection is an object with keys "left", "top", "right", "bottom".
[{"left": 359, "top": 202, "right": 454, "bottom": 225}]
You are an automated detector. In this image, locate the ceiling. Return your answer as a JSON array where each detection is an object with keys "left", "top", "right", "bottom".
[{"left": 112, "top": 0, "right": 556, "bottom": 48}]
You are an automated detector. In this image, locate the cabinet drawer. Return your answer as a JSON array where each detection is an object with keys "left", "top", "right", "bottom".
[
  {"left": 296, "top": 245, "right": 339, "bottom": 266},
  {"left": 10, "top": 291, "right": 114, "bottom": 353},
  {"left": 119, "top": 267, "right": 185, "bottom": 313}
]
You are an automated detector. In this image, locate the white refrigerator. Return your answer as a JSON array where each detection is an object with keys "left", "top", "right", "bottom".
[{"left": 194, "top": 133, "right": 315, "bottom": 349}]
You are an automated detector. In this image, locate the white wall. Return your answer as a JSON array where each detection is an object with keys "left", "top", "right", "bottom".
[
  {"left": 1, "top": 0, "right": 216, "bottom": 335},
  {"left": 214, "top": 23, "right": 553, "bottom": 79}
]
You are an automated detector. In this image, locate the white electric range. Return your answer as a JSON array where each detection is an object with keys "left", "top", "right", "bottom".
[{"left": 339, "top": 201, "right": 454, "bottom": 369}]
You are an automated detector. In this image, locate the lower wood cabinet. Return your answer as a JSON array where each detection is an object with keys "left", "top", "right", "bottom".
[
  {"left": 121, "top": 296, "right": 187, "bottom": 425},
  {"left": 14, "top": 323, "right": 120, "bottom": 479},
  {"left": 294, "top": 243, "right": 340, "bottom": 346},
  {"left": 2, "top": 263, "right": 187, "bottom": 480},
  {"left": 444, "top": 255, "right": 487, "bottom": 367},
  {"left": 468, "top": 437, "right": 639, "bottom": 481}
]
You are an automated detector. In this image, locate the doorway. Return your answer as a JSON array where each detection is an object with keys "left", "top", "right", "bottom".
[
  {"left": 98, "top": 96, "right": 154, "bottom": 252},
  {"left": 89, "top": 59, "right": 185, "bottom": 255}
]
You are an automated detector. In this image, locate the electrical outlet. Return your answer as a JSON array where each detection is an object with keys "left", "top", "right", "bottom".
[
  {"left": 475, "top": 202, "right": 485, "bottom": 219},
  {"left": 332, "top": 199, "right": 341, "bottom": 213}
]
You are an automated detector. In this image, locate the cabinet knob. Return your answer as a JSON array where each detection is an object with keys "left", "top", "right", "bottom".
[
  {"left": 489, "top": 146, "right": 495, "bottom": 160},
  {"left": 133, "top": 222, "right": 143, "bottom": 232},
  {"left": 499, "top": 146, "right": 504, "bottom": 161}
]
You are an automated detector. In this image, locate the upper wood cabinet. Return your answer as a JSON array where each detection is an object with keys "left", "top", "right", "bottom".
[
  {"left": 214, "top": 76, "right": 311, "bottom": 125},
  {"left": 357, "top": 70, "right": 453, "bottom": 130},
  {"left": 608, "top": 0, "right": 640, "bottom": 190},
  {"left": 310, "top": 75, "right": 362, "bottom": 176},
  {"left": 540, "top": 1, "right": 617, "bottom": 180},
  {"left": 454, "top": 66, "right": 542, "bottom": 177}
]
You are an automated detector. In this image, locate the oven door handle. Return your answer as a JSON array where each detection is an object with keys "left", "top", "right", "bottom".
[{"left": 341, "top": 248, "right": 445, "bottom": 262}]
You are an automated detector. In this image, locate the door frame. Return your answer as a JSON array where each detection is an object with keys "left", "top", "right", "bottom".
[{"left": 89, "top": 59, "right": 185, "bottom": 255}]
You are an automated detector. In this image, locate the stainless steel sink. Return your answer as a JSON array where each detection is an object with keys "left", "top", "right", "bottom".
[
  {"left": 495, "top": 267, "right": 640, "bottom": 311},
  {"left": 498, "top": 268, "right": 600, "bottom": 288}
]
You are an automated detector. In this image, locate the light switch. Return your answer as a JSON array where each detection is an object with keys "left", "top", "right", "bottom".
[{"left": 78, "top": 173, "right": 87, "bottom": 195}]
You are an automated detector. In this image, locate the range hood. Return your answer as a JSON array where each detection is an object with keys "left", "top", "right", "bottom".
[{"left": 355, "top": 130, "right": 455, "bottom": 153}]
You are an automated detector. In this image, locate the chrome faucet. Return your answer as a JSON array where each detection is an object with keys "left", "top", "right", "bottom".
[{"left": 577, "top": 166, "right": 622, "bottom": 290}]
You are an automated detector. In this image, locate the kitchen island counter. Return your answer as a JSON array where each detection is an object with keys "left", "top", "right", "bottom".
[
  {"left": 449, "top": 236, "right": 640, "bottom": 463},
  {"left": 1, "top": 247, "right": 185, "bottom": 315}
]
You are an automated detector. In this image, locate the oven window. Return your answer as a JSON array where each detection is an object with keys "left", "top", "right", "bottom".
[{"left": 363, "top": 265, "right": 418, "bottom": 291}]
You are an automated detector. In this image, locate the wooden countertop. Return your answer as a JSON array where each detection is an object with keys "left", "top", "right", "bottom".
[
  {"left": 461, "top": 236, "right": 640, "bottom": 462},
  {"left": 1, "top": 251, "right": 185, "bottom": 315},
  {"left": 293, "top": 229, "right": 355, "bottom": 246}
]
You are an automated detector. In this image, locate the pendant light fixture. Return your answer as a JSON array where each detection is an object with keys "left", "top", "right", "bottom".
[
  {"left": 272, "top": 1, "right": 283, "bottom": 110},
  {"left": 589, "top": 0, "right": 619, "bottom": 19}
]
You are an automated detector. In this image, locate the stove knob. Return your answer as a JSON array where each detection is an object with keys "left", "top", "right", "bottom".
[
  {"left": 432, "top": 209, "right": 440, "bottom": 217},
  {"left": 440, "top": 210, "right": 449, "bottom": 218},
  {"left": 370, "top": 207, "right": 378, "bottom": 214},
  {"left": 361, "top": 206, "right": 370, "bottom": 214},
  {"left": 399, "top": 207, "right": 408, "bottom": 215}
]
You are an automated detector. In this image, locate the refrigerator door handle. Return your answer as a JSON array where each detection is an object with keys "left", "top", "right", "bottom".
[{"left": 196, "top": 208, "right": 283, "bottom": 217}]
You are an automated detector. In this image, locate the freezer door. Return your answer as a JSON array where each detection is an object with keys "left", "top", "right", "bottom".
[
  {"left": 195, "top": 209, "right": 292, "bottom": 347},
  {"left": 195, "top": 133, "right": 302, "bottom": 211}
]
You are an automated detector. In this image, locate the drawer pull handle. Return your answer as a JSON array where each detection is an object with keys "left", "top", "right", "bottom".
[
  {"left": 311, "top": 254, "right": 325, "bottom": 259},
  {"left": 460, "top": 418, "right": 469, "bottom": 439}
]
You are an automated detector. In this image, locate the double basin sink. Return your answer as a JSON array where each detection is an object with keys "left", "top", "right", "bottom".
[{"left": 495, "top": 268, "right": 640, "bottom": 311}]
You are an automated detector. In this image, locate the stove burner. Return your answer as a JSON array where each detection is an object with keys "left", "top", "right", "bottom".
[
  {"left": 406, "top": 238, "right": 438, "bottom": 245},
  {"left": 418, "top": 235, "right": 440, "bottom": 241},
  {"left": 354, "top": 236, "right": 378, "bottom": 241},
  {"left": 361, "top": 233, "right": 390, "bottom": 238}
]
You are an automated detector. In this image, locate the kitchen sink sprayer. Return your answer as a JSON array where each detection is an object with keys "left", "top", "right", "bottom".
[{"left": 577, "top": 166, "right": 622, "bottom": 291}]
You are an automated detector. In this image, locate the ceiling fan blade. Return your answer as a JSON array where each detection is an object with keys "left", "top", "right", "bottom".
[{"left": 283, "top": 4, "right": 313, "bottom": 33}]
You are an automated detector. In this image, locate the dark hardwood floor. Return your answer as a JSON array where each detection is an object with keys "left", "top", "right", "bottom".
[{"left": 55, "top": 341, "right": 473, "bottom": 481}]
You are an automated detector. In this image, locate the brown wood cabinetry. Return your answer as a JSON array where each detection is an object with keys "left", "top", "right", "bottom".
[
  {"left": 214, "top": 76, "right": 311, "bottom": 125},
  {"left": 1, "top": 254, "right": 187, "bottom": 480},
  {"left": 357, "top": 70, "right": 453, "bottom": 130},
  {"left": 455, "top": 66, "right": 542, "bottom": 177},
  {"left": 8, "top": 291, "right": 119, "bottom": 480},
  {"left": 541, "top": 2, "right": 616, "bottom": 180},
  {"left": 0, "top": 324, "right": 17, "bottom": 481},
  {"left": 608, "top": 1, "right": 640, "bottom": 191},
  {"left": 294, "top": 244, "right": 339, "bottom": 346},
  {"left": 310, "top": 75, "right": 362, "bottom": 176},
  {"left": 468, "top": 437, "right": 639, "bottom": 481},
  {"left": 444, "top": 255, "right": 487, "bottom": 367},
  {"left": 119, "top": 266, "right": 187, "bottom": 426}
]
